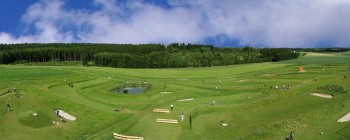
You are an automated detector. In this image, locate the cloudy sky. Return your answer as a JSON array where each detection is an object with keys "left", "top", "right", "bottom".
[{"left": 0, "top": 0, "right": 349, "bottom": 48}]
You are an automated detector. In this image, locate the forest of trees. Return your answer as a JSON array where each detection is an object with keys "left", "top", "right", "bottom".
[{"left": 0, "top": 43, "right": 300, "bottom": 68}]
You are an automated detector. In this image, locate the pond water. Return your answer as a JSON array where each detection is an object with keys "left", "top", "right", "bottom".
[{"left": 118, "top": 87, "right": 144, "bottom": 94}]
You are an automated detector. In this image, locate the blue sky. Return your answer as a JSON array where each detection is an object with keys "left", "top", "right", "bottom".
[{"left": 0, "top": 0, "right": 349, "bottom": 48}]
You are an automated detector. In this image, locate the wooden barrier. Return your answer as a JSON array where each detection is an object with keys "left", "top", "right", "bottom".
[
  {"left": 153, "top": 108, "right": 170, "bottom": 113},
  {"left": 156, "top": 118, "right": 178, "bottom": 124},
  {"left": 113, "top": 133, "right": 144, "bottom": 140}
]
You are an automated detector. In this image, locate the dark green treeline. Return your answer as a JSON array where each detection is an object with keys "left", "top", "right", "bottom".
[{"left": 0, "top": 43, "right": 299, "bottom": 68}]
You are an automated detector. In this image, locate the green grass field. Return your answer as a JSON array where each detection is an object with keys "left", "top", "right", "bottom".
[{"left": 1, "top": 52, "right": 350, "bottom": 140}]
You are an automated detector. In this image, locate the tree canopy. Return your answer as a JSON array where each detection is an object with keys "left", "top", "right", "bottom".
[{"left": 0, "top": 43, "right": 300, "bottom": 68}]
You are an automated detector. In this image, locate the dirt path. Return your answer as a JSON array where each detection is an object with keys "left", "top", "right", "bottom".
[
  {"left": 337, "top": 112, "right": 350, "bottom": 122},
  {"left": 310, "top": 93, "right": 333, "bottom": 98}
]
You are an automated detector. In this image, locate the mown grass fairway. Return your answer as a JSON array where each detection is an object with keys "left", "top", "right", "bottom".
[{"left": 1, "top": 52, "right": 350, "bottom": 140}]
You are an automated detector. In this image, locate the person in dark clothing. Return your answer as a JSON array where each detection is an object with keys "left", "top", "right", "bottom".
[
  {"left": 289, "top": 131, "right": 294, "bottom": 140},
  {"left": 7, "top": 104, "right": 11, "bottom": 112},
  {"left": 55, "top": 109, "right": 60, "bottom": 117},
  {"left": 61, "top": 116, "right": 65, "bottom": 122}
]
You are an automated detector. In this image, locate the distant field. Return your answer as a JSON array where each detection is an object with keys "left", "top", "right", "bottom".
[
  {"left": 0, "top": 66, "right": 74, "bottom": 80},
  {"left": 305, "top": 52, "right": 336, "bottom": 56},
  {"left": 279, "top": 52, "right": 350, "bottom": 65},
  {"left": 340, "top": 51, "right": 350, "bottom": 56},
  {"left": 1, "top": 52, "right": 350, "bottom": 140}
]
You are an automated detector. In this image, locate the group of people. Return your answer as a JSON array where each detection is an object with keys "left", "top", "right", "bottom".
[
  {"left": 68, "top": 83, "right": 74, "bottom": 88},
  {"left": 55, "top": 109, "right": 65, "bottom": 122},
  {"left": 272, "top": 84, "right": 291, "bottom": 90},
  {"left": 6, "top": 86, "right": 17, "bottom": 93},
  {"left": 170, "top": 100, "right": 216, "bottom": 122},
  {"left": 5, "top": 86, "right": 19, "bottom": 112},
  {"left": 169, "top": 104, "right": 185, "bottom": 121}
]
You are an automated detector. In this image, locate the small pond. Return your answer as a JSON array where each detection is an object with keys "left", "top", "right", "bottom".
[
  {"left": 114, "top": 81, "right": 151, "bottom": 95},
  {"left": 118, "top": 87, "right": 144, "bottom": 94}
]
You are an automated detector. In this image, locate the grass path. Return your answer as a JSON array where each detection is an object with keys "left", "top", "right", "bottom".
[{"left": 49, "top": 78, "right": 117, "bottom": 113}]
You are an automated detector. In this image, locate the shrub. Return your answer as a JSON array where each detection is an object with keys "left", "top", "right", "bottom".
[{"left": 317, "top": 84, "right": 346, "bottom": 95}]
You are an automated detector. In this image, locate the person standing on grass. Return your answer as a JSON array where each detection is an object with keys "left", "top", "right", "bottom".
[
  {"left": 170, "top": 104, "right": 174, "bottom": 111},
  {"left": 7, "top": 103, "right": 11, "bottom": 112},
  {"left": 212, "top": 100, "right": 216, "bottom": 109},
  {"left": 181, "top": 113, "right": 184, "bottom": 121},
  {"left": 289, "top": 131, "right": 294, "bottom": 140},
  {"left": 56, "top": 109, "right": 60, "bottom": 116},
  {"left": 61, "top": 116, "right": 65, "bottom": 122}
]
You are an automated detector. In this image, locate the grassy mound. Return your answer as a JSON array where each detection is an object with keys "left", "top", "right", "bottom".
[
  {"left": 19, "top": 111, "right": 52, "bottom": 128},
  {"left": 337, "top": 124, "right": 350, "bottom": 139}
]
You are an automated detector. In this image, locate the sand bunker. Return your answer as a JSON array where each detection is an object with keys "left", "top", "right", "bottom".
[
  {"left": 222, "top": 123, "right": 228, "bottom": 126},
  {"left": 177, "top": 98, "right": 194, "bottom": 101},
  {"left": 153, "top": 108, "right": 170, "bottom": 113},
  {"left": 236, "top": 79, "right": 248, "bottom": 82},
  {"left": 310, "top": 93, "right": 333, "bottom": 98},
  {"left": 218, "top": 76, "right": 235, "bottom": 79},
  {"left": 259, "top": 74, "right": 273, "bottom": 78},
  {"left": 156, "top": 118, "right": 178, "bottom": 124},
  {"left": 337, "top": 112, "right": 350, "bottom": 122},
  {"left": 176, "top": 79, "right": 190, "bottom": 81},
  {"left": 57, "top": 110, "right": 76, "bottom": 121}
]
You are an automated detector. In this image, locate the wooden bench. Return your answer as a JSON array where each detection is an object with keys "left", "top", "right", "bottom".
[
  {"left": 153, "top": 108, "right": 170, "bottom": 113},
  {"left": 156, "top": 118, "right": 178, "bottom": 124},
  {"left": 113, "top": 133, "right": 144, "bottom": 140}
]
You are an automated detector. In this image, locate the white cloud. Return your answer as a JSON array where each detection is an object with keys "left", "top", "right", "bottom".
[
  {"left": 0, "top": 0, "right": 349, "bottom": 47},
  {"left": 81, "top": 2, "right": 206, "bottom": 44}
]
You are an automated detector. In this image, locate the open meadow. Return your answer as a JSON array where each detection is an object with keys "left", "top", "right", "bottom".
[{"left": 1, "top": 52, "right": 350, "bottom": 140}]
